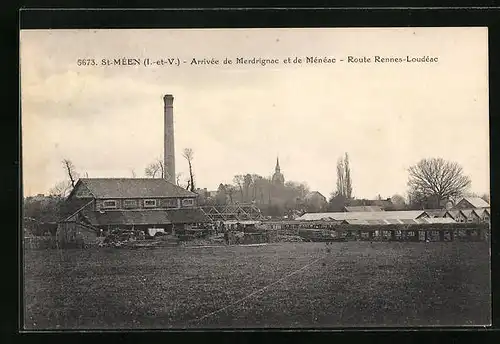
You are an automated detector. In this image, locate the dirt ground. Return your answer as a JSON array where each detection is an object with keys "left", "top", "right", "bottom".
[{"left": 23, "top": 241, "right": 490, "bottom": 329}]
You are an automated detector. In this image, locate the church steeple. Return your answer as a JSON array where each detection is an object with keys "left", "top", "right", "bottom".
[{"left": 272, "top": 156, "right": 284, "bottom": 186}]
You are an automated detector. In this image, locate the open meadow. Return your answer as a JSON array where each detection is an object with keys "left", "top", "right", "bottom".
[{"left": 23, "top": 241, "right": 490, "bottom": 329}]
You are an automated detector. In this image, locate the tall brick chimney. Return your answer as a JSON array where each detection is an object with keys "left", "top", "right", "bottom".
[{"left": 163, "top": 94, "right": 175, "bottom": 184}]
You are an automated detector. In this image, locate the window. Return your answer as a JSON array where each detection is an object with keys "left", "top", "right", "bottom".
[
  {"left": 182, "top": 198, "right": 194, "bottom": 207},
  {"left": 144, "top": 199, "right": 157, "bottom": 208},
  {"left": 164, "top": 199, "right": 178, "bottom": 208},
  {"left": 407, "top": 231, "right": 415, "bottom": 236},
  {"left": 123, "top": 200, "right": 137, "bottom": 208},
  {"left": 102, "top": 200, "right": 117, "bottom": 209}
]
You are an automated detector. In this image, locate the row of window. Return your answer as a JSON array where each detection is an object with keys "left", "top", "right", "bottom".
[{"left": 101, "top": 198, "right": 194, "bottom": 209}]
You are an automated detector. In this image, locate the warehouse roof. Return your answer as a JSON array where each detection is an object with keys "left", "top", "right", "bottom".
[
  {"left": 296, "top": 210, "right": 426, "bottom": 221},
  {"left": 341, "top": 217, "right": 456, "bottom": 225},
  {"left": 343, "top": 206, "right": 384, "bottom": 212},
  {"left": 70, "top": 178, "right": 197, "bottom": 199}
]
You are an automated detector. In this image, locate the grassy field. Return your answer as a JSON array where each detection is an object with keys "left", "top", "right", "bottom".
[{"left": 23, "top": 241, "right": 491, "bottom": 329}]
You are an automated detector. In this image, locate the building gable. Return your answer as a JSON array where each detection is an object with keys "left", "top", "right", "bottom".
[{"left": 73, "top": 182, "right": 94, "bottom": 198}]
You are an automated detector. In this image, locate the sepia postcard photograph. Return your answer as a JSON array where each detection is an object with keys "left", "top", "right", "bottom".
[{"left": 20, "top": 27, "right": 490, "bottom": 330}]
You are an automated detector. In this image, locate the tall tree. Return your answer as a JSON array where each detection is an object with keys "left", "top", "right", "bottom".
[
  {"left": 336, "top": 157, "right": 345, "bottom": 197},
  {"left": 62, "top": 159, "right": 78, "bottom": 189},
  {"left": 334, "top": 152, "right": 353, "bottom": 199},
  {"left": 251, "top": 174, "right": 261, "bottom": 201},
  {"left": 182, "top": 148, "right": 195, "bottom": 192},
  {"left": 233, "top": 175, "right": 244, "bottom": 200},
  {"left": 243, "top": 174, "right": 253, "bottom": 202},
  {"left": 225, "top": 184, "right": 236, "bottom": 204},
  {"left": 407, "top": 158, "right": 471, "bottom": 209},
  {"left": 215, "top": 183, "right": 228, "bottom": 205},
  {"left": 344, "top": 153, "right": 353, "bottom": 199}
]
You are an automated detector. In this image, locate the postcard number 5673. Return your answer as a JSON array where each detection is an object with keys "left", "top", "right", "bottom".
[{"left": 77, "top": 59, "right": 96, "bottom": 66}]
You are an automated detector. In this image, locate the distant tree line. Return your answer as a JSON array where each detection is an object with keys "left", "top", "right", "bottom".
[{"left": 197, "top": 174, "right": 317, "bottom": 217}]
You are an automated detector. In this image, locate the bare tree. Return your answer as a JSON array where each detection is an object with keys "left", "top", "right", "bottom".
[
  {"left": 49, "top": 180, "right": 72, "bottom": 197},
  {"left": 407, "top": 158, "right": 471, "bottom": 208},
  {"left": 182, "top": 148, "right": 195, "bottom": 192},
  {"left": 130, "top": 169, "right": 137, "bottom": 178},
  {"left": 62, "top": 159, "right": 79, "bottom": 188},
  {"left": 145, "top": 159, "right": 164, "bottom": 178}
]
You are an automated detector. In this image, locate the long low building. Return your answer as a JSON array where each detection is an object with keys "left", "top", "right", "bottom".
[
  {"left": 342, "top": 217, "right": 456, "bottom": 225},
  {"left": 296, "top": 210, "right": 427, "bottom": 222}
]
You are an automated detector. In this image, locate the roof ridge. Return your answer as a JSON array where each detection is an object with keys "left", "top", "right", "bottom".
[{"left": 81, "top": 177, "right": 172, "bottom": 180}]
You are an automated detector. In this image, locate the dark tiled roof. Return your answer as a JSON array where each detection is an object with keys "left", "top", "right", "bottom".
[
  {"left": 166, "top": 208, "right": 211, "bottom": 224},
  {"left": 85, "top": 210, "right": 172, "bottom": 226},
  {"left": 77, "top": 178, "right": 197, "bottom": 199},
  {"left": 83, "top": 208, "right": 211, "bottom": 226}
]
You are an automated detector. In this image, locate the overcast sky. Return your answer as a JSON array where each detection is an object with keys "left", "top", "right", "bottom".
[{"left": 20, "top": 27, "right": 489, "bottom": 199}]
